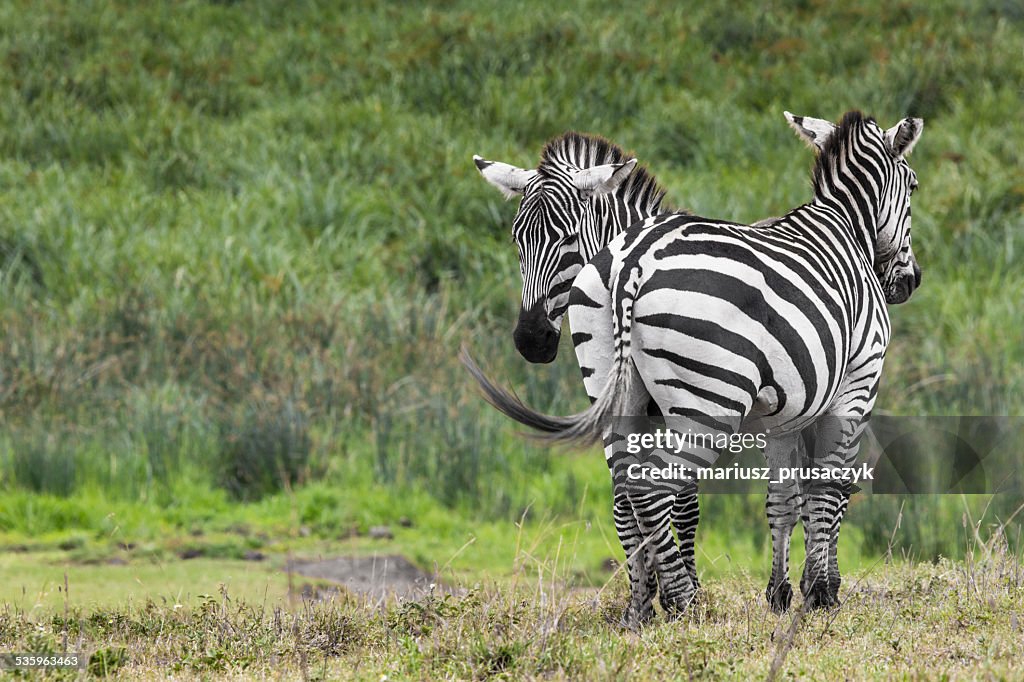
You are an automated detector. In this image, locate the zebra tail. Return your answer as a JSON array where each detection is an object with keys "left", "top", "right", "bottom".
[{"left": 458, "top": 345, "right": 633, "bottom": 448}]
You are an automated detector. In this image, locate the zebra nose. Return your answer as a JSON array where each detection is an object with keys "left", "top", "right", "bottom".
[
  {"left": 512, "top": 326, "right": 559, "bottom": 363},
  {"left": 912, "top": 262, "right": 922, "bottom": 289},
  {"left": 514, "top": 303, "right": 560, "bottom": 364}
]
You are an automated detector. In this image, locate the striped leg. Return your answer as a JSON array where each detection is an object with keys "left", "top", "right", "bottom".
[
  {"left": 607, "top": 435, "right": 657, "bottom": 629},
  {"left": 800, "top": 414, "right": 864, "bottom": 609},
  {"left": 800, "top": 480, "right": 849, "bottom": 609},
  {"left": 763, "top": 432, "right": 805, "bottom": 613},
  {"left": 617, "top": 371, "right": 703, "bottom": 618},
  {"left": 613, "top": 486, "right": 657, "bottom": 628},
  {"left": 625, "top": 485, "right": 696, "bottom": 618},
  {"left": 572, "top": 264, "right": 658, "bottom": 627},
  {"left": 823, "top": 475, "right": 852, "bottom": 603},
  {"left": 639, "top": 396, "right": 701, "bottom": 596},
  {"left": 671, "top": 486, "right": 700, "bottom": 594},
  {"left": 629, "top": 310, "right": 751, "bottom": 616},
  {"left": 622, "top": 417, "right": 729, "bottom": 617}
]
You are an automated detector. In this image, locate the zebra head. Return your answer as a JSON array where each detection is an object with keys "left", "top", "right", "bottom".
[
  {"left": 786, "top": 111, "right": 925, "bottom": 304},
  {"left": 475, "top": 134, "right": 649, "bottom": 363}
]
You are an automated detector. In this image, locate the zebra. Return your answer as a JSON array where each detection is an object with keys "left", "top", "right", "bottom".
[
  {"left": 474, "top": 133, "right": 706, "bottom": 603},
  {"left": 464, "top": 110, "right": 925, "bottom": 626},
  {"left": 471, "top": 131, "right": 792, "bottom": 623}
]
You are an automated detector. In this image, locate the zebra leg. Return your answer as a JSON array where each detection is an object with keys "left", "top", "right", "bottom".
[
  {"left": 763, "top": 433, "right": 804, "bottom": 613},
  {"left": 609, "top": 420, "right": 668, "bottom": 626},
  {"left": 800, "top": 480, "right": 848, "bottom": 609},
  {"left": 645, "top": 400, "right": 701, "bottom": 599},
  {"left": 571, "top": 264, "right": 658, "bottom": 628},
  {"left": 618, "top": 369, "right": 698, "bottom": 618},
  {"left": 626, "top": 485, "right": 695, "bottom": 618},
  {"left": 642, "top": 399, "right": 701, "bottom": 600},
  {"left": 670, "top": 483, "right": 700, "bottom": 595},
  {"left": 823, "top": 473, "right": 852, "bottom": 604},
  {"left": 612, "top": 486, "right": 657, "bottom": 629},
  {"left": 623, "top": 418, "right": 723, "bottom": 617},
  {"left": 799, "top": 415, "right": 865, "bottom": 609},
  {"left": 607, "top": 433, "right": 657, "bottom": 630}
]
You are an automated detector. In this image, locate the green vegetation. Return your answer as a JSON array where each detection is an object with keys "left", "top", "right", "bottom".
[
  {"left": 0, "top": 2, "right": 1022, "bottom": 664},
  {"left": 1, "top": 534, "right": 1021, "bottom": 680}
]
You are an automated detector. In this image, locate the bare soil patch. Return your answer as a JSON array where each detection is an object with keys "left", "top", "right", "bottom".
[{"left": 287, "top": 554, "right": 449, "bottom": 600}]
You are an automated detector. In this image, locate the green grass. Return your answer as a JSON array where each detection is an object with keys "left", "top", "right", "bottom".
[
  {"left": 1, "top": 534, "right": 1020, "bottom": 680},
  {"left": 0, "top": 473, "right": 882, "bottom": 611},
  {"left": 0, "top": 1, "right": 1023, "bottom": 659}
]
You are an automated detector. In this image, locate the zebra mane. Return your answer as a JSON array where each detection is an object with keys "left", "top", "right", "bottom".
[
  {"left": 538, "top": 131, "right": 671, "bottom": 214},
  {"left": 812, "top": 110, "right": 876, "bottom": 195}
]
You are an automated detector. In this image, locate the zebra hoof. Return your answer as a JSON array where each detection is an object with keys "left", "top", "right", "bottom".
[
  {"left": 766, "top": 581, "right": 793, "bottom": 613},
  {"left": 688, "top": 573, "right": 701, "bottom": 594},
  {"left": 660, "top": 599, "right": 689, "bottom": 621},
  {"left": 658, "top": 591, "right": 697, "bottom": 619},
  {"left": 803, "top": 584, "right": 841, "bottom": 611},
  {"left": 620, "top": 604, "right": 654, "bottom": 632}
]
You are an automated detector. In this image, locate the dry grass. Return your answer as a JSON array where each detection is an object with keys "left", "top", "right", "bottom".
[{"left": 2, "top": 527, "right": 1020, "bottom": 681}]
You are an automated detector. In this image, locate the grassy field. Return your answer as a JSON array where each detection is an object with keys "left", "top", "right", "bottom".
[
  {"left": 2, "top": 532, "right": 1021, "bottom": 680},
  {"left": 0, "top": 0, "right": 1023, "bottom": 677}
]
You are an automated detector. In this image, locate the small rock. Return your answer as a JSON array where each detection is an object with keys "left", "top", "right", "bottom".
[
  {"left": 179, "top": 548, "right": 203, "bottom": 560},
  {"left": 369, "top": 525, "right": 394, "bottom": 540},
  {"left": 107, "top": 557, "right": 128, "bottom": 566},
  {"left": 243, "top": 550, "right": 266, "bottom": 562},
  {"left": 398, "top": 517, "right": 413, "bottom": 528}
]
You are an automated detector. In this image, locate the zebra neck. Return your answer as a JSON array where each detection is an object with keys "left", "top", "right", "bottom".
[
  {"left": 581, "top": 195, "right": 666, "bottom": 262},
  {"left": 811, "top": 180, "right": 879, "bottom": 265}
]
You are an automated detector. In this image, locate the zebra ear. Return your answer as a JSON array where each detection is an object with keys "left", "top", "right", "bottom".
[
  {"left": 784, "top": 111, "right": 837, "bottom": 151},
  {"left": 884, "top": 118, "right": 924, "bottom": 157},
  {"left": 474, "top": 155, "right": 538, "bottom": 200},
  {"left": 571, "top": 159, "right": 638, "bottom": 199}
]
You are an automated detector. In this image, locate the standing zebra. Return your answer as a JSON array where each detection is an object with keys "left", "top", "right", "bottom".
[
  {"left": 465, "top": 111, "right": 925, "bottom": 625},
  {"left": 474, "top": 133, "right": 705, "bottom": 603}
]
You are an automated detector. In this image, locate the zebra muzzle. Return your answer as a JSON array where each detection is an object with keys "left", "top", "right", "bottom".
[{"left": 513, "top": 302, "right": 560, "bottom": 364}]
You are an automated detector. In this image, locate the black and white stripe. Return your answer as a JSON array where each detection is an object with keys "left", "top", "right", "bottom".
[{"left": 466, "top": 111, "right": 925, "bottom": 624}]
